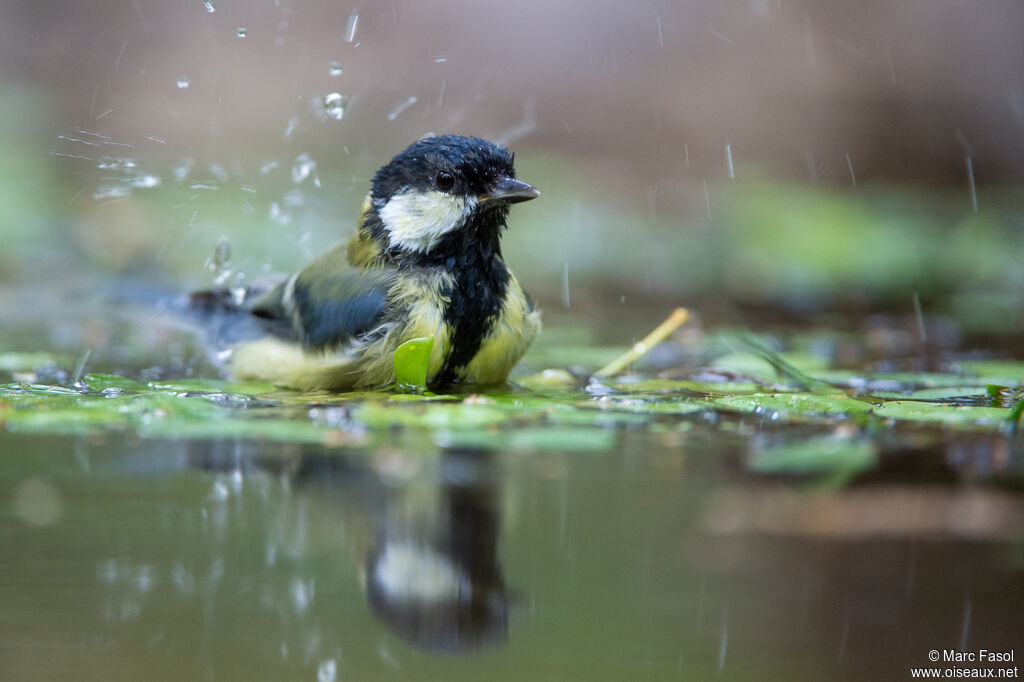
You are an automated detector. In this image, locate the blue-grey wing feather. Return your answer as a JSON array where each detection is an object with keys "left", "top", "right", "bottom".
[{"left": 251, "top": 263, "right": 396, "bottom": 351}]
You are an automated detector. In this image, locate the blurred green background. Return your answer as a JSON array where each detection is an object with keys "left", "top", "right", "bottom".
[{"left": 2, "top": 0, "right": 1023, "bottom": 338}]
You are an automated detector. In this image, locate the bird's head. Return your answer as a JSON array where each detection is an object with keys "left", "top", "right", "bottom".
[{"left": 365, "top": 135, "right": 539, "bottom": 262}]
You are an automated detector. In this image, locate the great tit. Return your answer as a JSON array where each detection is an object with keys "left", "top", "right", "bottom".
[{"left": 194, "top": 135, "right": 541, "bottom": 391}]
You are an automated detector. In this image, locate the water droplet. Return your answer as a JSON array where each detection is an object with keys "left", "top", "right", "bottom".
[
  {"left": 203, "top": 0, "right": 215, "bottom": 13},
  {"left": 283, "top": 116, "right": 300, "bottom": 139},
  {"left": 176, "top": 76, "right": 190, "bottom": 89},
  {"left": 269, "top": 202, "right": 291, "bottom": 226},
  {"left": 433, "top": 55, "right": 447, "bottom": 63},
  {"left": 129, "top": 174, "right": 162, "bottom": 189},
  {"left": 210, "top": 479, "right": 229, "bottom": 500},
  {"left": 387, "top": 95, "right": 418, "bottom": 121},
  {"left": 235, "top": 27, "right": 247, "bottom": 38},
  {"left": 328, "top": 61, "right": 343, "bottom": 76},
  {"left": 173, "top": 157, "right": 195, "bottom": 182},
  {"left": 92, "top": 185, "right": 125, "bottom": 200},
  {"left": 96, "top": 156, "right": 138, "bottom": 170},
  {"left": 208, "top": 163, "right": 230, "bottom": 182},
  {"left": 260, "top": 160, "right": 279, "bottom": 174},
  {"left": 291, "top": 153, "right": 317, "bottom": 184},
  {"left": 344, "top": 8, "right": 359, "bottom": 42},
  {"left": 317, "top": 659, "right": 337, "bottom": 682},
  {"left": 205, "top": 238, "right": 232, "bottom": 283},
  {"left": 206, "top": 238, "right": 231, "bottom": 269},
  {"left": 324, "top": 92, "right": 347, "bottom": 120}
]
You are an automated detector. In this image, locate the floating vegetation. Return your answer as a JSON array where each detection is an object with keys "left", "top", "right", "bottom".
[{"left": 3, "top": 305, "right": 1024, "bottom": 495}]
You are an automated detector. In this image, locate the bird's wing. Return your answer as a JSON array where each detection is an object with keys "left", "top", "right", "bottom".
[{"left": 249, "top": 247, "right": 398, "bottom": 351}]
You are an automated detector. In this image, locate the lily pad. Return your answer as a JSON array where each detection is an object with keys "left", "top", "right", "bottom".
[
  {"left": 613, "top": 378, "right": 763, "bottom": 396},
  {"left": 871, "top": 401, "right": 1009, "bottom": 427},
  {"left": 82, "top": 373, "right": 149, "bottom": 392},
  {"left": 598, "top": 398, "right": 707, "bottom": 415},
  {"left": 714, "top": 393, "right": 872, "bottom": 417},
  {"left": 870, "top": 386, "right": 992, "bottom": 401},
  {"left": 147, "top": 378, "right": 278, "bottom": 396}
]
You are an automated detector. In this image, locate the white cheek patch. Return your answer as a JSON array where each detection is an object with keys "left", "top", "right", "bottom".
[{"left": 379, "top": 189, "right": 477, "bottom": 252}]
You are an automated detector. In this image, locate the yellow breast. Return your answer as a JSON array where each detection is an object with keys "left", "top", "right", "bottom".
[{"left": 458, "top": 274, "right": 541, "bottom": 385}]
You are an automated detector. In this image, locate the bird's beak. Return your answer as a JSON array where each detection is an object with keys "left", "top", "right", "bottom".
[{"left": 483, "top": 176, "right": 541, "bottom": 204}]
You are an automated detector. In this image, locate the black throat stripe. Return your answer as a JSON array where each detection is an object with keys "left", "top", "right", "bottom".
[{"left": 426, "top": 213, "right": 510, "bottom": 386}]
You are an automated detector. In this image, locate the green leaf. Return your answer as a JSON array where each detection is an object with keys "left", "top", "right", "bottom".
[
  {"left": 600, "top": 398, "right": 707, "bottom": 414},
  {"left": 393, "top": 337, "right": 434, "bottom": 391},
  {"left": 147, "top": 378, "right": 278, "bottom": 395},
  {"left": 871, "top": 401, "right": 1009, "bottom": 427},
  {"left": 870, "top": 386, "right": 992, "bottom": 401},
  {"left": 714, "top": 392, "right": 872, "bottom": 417},
  {"left": 613, "top": 378, "right": 763, "bottom": 395},
  {"left": 82, "top": 373, "right": 149, "bottom": 392}
]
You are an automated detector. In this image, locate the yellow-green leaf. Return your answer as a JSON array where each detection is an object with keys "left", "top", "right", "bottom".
[{"left": 393, "top": 337, "right": 434, "bottom": 391}]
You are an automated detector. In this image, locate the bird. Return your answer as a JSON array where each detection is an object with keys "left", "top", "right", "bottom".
[{"left": 191, "top": 135, "right": 542, "bottom": 391}]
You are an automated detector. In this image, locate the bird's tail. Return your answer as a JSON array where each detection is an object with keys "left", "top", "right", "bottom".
[{"left": 230, "top": 336, "right": 364, "bottom": 391}]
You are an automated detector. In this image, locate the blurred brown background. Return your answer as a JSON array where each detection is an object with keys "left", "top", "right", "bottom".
[
  {"left": 5, "top": 0, "right": 1022, "bottom": 182},
  {"left": 1, "top": 0, "right": 1023, "bottom": 328}
]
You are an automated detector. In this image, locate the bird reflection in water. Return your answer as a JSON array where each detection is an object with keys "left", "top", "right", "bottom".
[
  {"left": 364, "top": 446, "right": 507, "bottom": 654},
  {"left": 191, "top": 441, "right": 510, "bottom": 655}
]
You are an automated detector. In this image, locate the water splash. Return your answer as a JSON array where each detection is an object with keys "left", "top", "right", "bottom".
[
  {"left": 725, "top": 143, "right": 735, "bottom": 179},
  {"left": 203, "top": 0, "right": 215, "bottom": 13},
  {"left": 433, "top": 55, "right": 448, "bottom": 63},
  {"left": 328, "top": 61, "right": 343, "bottom": 76},
  {"left": 965, "top": 156, "right": 978, "bottom": 212},
  {"left": 324, "top": 92, "right": 347, "bottom": 120},
  {"left": 562, "top": 262, "right": 570, "bottom": 309},
  {"left": 208, "top": 163, "right": 230, "bottom": 183},
  {"left": 205, "top": 238, "right": 232, "bottom": 285},
  {"left": 93, "top": 185, "right": 131, "bottom": 200},
  {"left": 129, "top": 174, "right": 161, "bottom": 189},
  {"left": 283, "top": 116, "right": 300, "bottom": 139},
  {"left": 235, "top": 27, "right": 247, "bottom": 38},
  {"left": 387, "top": 96, "right": 418, "bottom": 121},
  {"left": 317, "top": 659, "right": 337, "bottom": 682},
  {"left": 97, "top": 157, "right": 138, "bottom": 170},
  {"left": 269, "top": 202, "right": 291, "bottom": 226},
  {"left": 344, "top": 8, "right": 359, "bottom": 43},
  {"left": 291, "top": 153, "right": 317, "bottom": 184}
]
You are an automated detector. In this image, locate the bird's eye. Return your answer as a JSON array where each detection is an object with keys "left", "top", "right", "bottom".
[{"left": 435, "top": 170, "right": 455, "bottom": 191}]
